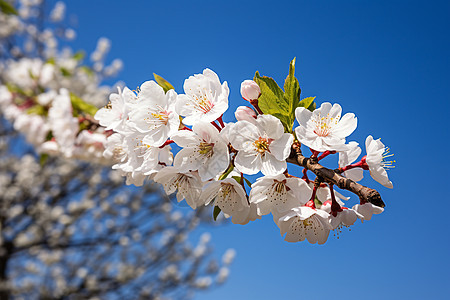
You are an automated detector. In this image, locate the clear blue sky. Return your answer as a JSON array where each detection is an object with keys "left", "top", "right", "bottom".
[{"left": 63, "top": 0, "right": 449, "bottom": 299}]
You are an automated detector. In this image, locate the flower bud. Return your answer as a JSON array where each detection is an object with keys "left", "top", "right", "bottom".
[
  {"left": 235, "top": 106, "right": 257, "bottom": 124},
  {"left": 240, "top": 80, "right": 261, "bottom": 101}
]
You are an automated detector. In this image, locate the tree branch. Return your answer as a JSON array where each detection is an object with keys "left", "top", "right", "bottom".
[{"left": 287, "top": 142, "right": 385, "bottom": 208}]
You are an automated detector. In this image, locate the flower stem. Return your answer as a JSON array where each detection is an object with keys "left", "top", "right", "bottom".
[
  {"left": 302, "top": 168, "right": 310, "bottom": 183},
  {"left": 211, "top": 121, "right": 222, "bottom": 132},
  {"left": 159, "top": 139, "right": 174, "bottom": 148},
  {"left": 249, "top": 99, "right": 263, "bottom": 115},
  {"left": 217, "top": 115, "right": 225, "bottom": 128},
  {"left": 318, "top": 150, "right": 336, "bottom": 161},
  {"left": 329, "top": 183, "right": 342, "bottom": 217}
]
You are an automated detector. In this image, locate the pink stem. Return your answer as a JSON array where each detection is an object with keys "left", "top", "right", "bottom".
[
  {"left": 159, "top": 139, "right": 174, "bottom": 148},
  {"left": 318, "top": 150, "right": 336, "bottom": 161},
  {"left": 211, "top": 121, "right": 222, "bottom": 132},
  {"left": 218, "top": 115, "right": 225, "bottom": 128}
]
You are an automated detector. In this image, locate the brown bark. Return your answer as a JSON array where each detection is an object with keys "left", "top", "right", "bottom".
[{"left": 287, "top": 142, "right": 385, "bottom": 208}]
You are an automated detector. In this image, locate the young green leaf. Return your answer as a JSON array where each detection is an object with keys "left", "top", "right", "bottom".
[
  {"left": 69, "top": 92, "right": 98, "bottom": 116},
  {"left": 153, "top": 73, "right": 175, "bottom": 93},
  {"left": 284, "top": 57, "right": 301, "bottom": 126},
  {"left": 298, "top": 96, "right": 316, "bottom": 112},
  {"left": 232, "top": 176, "right": 242, "bottom": 184},
  {"left": 39, "top": 154, "right": 49, "bottom": 166},
  {"left": 26, "top": 105, "right": 47, "bottom": 116},
  {"left": 0, "top": 0, "right": 18, "bottom": 15},
  {"left": 253, "top": 71, "right": 288, "bottom": 115},
  {"left": 213, "top": 206, "right": 221, "bottom": 221},
  {"left": 314, "top": 196, "right": 322, "bottom": 209},
  {"left": 73, "top": 51, "right": 85, "bottom": 61},
  {"left": 60, "top": 67, "right": 71, "bottom": 77}
]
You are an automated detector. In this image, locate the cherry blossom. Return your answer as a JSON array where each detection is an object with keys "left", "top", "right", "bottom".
[
  {"left": 249, "top": 174, "right": 311, "bottom": 216},
  {"left": 295, "top": 102, "right": 357, "bottom": 152},
  {"left": 277, "top": 206, "right": 332, "bottom": 244},
  {"left": 175, "top": 69, "right": 229, "bottom": 125},
  {"left": 229, "top": 114, "right": 293, "bottom": 176},
  {"left": 171, "top": 121, "right": 229, "bottom": 181},
  {"left": 365, "top": 135, "right": 394, "bottom": 188},
  {"left": 154, "top": 167, "right": 204, "bottom": 209},
  {"left": 339, "top": 141, "right": 363, "bottom": 181},
  {"left": 94, "top": 86, "right": 137, "bottom": 134},
  {"left": 353, "top": 203, "right": 384, "bottom": 221},
  {"left": 200, "top": 178, "right": 249, "bottom": 220},
  {"left": 127, "top": 81, "right": 179, "bottom": 147},
  {"left": 240, "top": 80, "right": 261, "bottom": 101}
]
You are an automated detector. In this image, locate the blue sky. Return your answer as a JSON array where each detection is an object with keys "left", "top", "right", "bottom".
[{"left": 64, "top": 0, "right": 449, "bottom": 299}]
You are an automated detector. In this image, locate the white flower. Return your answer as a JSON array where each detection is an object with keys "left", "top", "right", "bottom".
[
  {"left": 0, "top": 85, "right": 12, "bottom": 108},
  {"left": 154, "top": 167, "right": 203, "bottom": 209},
  {"left": 339, "top": 141, "right": 363, "bottom": 181},
  {"left": 171, "top": 121, "right": 229, "bottom": 181},
  {"left": 321, "top": 201, "right": 362, "bottom": 229},
  {"left": 240, "top": 80, "right": 260, "bottom": 101},
  {"left": 94, "top": 86, "right": 136, "bottom": 134},
  {"left": 175, "top": 69, "right": 229, "bottom": 125},
  {"left": 352, "top": 203, "right": 384, "bottom": 222},
  {"left": 200, "top": 178, "right": 248, "bottom": 218},
  {"left": 249, "top": 174, "right": 311, "bottom": 216},
  {"left": 225, "top": 202, "right": 261, "bottom": 225},
  {"left": 365, "top": 135, "right": 394, "bottom": 188},
  {"left": 14, "top": 113, "right": 50, "bottom": 147},
  {"left": 103, "top": 133, "right": 128, "bottom": 163},
  {"left": 277, "top": 206, "right": 332, "bottom": 244},
  {"left": 295, "top": 102, "right": 357, "bottom": 152},
  {"left": 48, "top": 88, "right": 78, "bottom": 157},
  {"left": 127, "top": 80, "right": 179, "bottom": 147},
  {"left": 234, "top": 106, "right": 257, "bottom": 124},
  {"left": 118, "top": 133, "right": 173, "bottom": 180},
  {"left": 229, "top": 115, "right": 294, "bottom": 176}
]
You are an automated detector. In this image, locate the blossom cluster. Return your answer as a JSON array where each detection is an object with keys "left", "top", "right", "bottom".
[
  {"left": 96, "top": 67, "right": 395, "bottom": 244},
  {"left": 0, "top": 1, "right": 123, "bottom": 163}
]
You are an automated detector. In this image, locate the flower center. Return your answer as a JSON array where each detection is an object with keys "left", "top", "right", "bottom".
[
  {"left": 189, "top": 89, "right": 214, "bottom": 114},
  {"left": 198, "top": 141, "right": 214, "bottom": 157},
  {"left": 312, "top": 113, "right": 340, "bottom": 137},
  {"left": 302, "top": 218, "right": 313, "bottom": 228},
  {"left": 272, "top": 180, "right": 289, "bottom": 194},
  {"left": 221, "top": 183, "right": 233, "bottom": 198},
  {"left": 253, "top": 137, "right": 272, "bottom": 154},
  {"left": 113, "top": 146, "right": 125, "bottom": 160},
  {"left": 381, "top": 147, "right": 395, "bottom": 170},
  {"left": 150, "top": 110, "right": 169, "bottom": 125}
]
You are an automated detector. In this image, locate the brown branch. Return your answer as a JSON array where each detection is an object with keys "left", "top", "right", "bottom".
[{"left": 287, "top": 142, "right": 385, "bottom": 208}]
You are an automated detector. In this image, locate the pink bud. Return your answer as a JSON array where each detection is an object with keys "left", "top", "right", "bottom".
[
  {"left": 240, "top": 80, "right": 261, "bottom": 101},
  {"left": 235, "top": 106, "right": 257, "bottom": 124}
]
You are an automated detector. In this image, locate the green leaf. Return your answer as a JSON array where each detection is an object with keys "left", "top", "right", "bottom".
[
  {"left": 284, "top": 57, "right": 301, "bottom": 128},
  {"left": 243, "top": 176, "right": 252, "bottom": 188},
  {"left": 218, "top": 164, "right": 234, "bottom": 180},
  {"left": 26, "top": 105, "right": 47, "bottom": 116},
  {"left": 314, "top": 196, "right": 322, "bottom": 209},
  {"left": 153, "top": 73, "right": 174, "bottom": 93},
  {"left": 232, "top": 176, "right": 242, "bottom": 184},
  {"left": 45, "top": 131, "right": 53, "bottom": 141},
  {"left": 40, "top": 154, "right": 49, "bottom": 166},
  {"left": 297, "top": 96, "right": 316, "bottom": 112},
  {"left": 80, "top": 66, "right": 95, "bottom": 77},
  {"left": 213, "top": 206, "right": 221, "bottom": 221},
  {"left": 60, "top": 67, "right": 71, "bottom": 77},
  {"left": 46, "top": 57, "right": 56, "bottom": 65},
  {"left": 0, "top": 0, "right": 18, "bottom": 15},
  {"left": 69, "top": 92, "right": 98, "bottom": 116},
  {"left": 73, "top": 51, "right": 85, "bottom": 61},
  {"left": 254, "top": 71, "right": 288, "bottom": 114}
]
